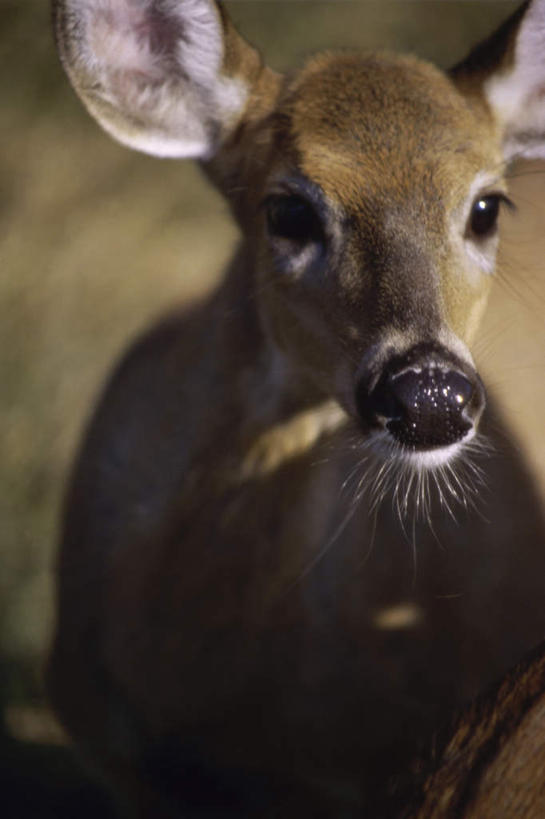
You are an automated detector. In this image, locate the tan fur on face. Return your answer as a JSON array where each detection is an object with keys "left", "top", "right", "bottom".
[
  {"left": 287, "top": 53, "right": 493, "bottom": 209},
  {"left": 256, "top": 52, "right": 505, "bottom": 397}
]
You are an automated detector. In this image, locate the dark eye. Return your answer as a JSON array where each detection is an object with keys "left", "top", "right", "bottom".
[
  {"left": 469, "top": 194, "right": 511, "bottom": 238},
  {"left": 265, "top": 194, "right": 324, "bottom": 244}
]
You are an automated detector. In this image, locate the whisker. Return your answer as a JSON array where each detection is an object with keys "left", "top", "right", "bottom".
[{"left": 289, "top": 420, "right": 493, "bottom": 591}]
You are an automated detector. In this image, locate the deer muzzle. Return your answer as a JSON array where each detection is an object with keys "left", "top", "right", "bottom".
[{"left": 356, "top": 342, "right": 485, "bottom": 454}]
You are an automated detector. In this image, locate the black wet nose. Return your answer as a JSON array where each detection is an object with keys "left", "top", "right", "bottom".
[{"left": 357, "top": 355, "right": 483, "bottom": 450}]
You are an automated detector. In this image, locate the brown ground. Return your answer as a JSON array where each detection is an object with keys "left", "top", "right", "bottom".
[{"left": 1, "top": 1, "right": 543, "bottom": 814}]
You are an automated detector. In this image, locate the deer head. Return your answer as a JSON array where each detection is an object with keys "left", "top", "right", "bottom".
[{"left": 53, "top": 0, "right": 545, "bottom": 473}]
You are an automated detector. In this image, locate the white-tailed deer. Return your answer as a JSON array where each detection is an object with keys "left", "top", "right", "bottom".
[
  {"left": 399, "top": 637, "right": 545, "bottom": 819},
  {"left": 48, "top": 1, "right": 545, "bottom": 816}
]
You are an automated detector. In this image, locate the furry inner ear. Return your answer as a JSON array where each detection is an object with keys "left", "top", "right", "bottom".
[
  {"left": 451, "top": 0, "right": 545, "bottom": 162},
  {"left": 54, "top": 0, "right": 257, "bottom": 159},
  {"left": 485, "top": 0, "right": 545, "bottom": 160}
]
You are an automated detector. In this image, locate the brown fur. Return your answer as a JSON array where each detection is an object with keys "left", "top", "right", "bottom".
[
  {"left": 400, "top": 640, "right": 545, "bottom": 818},
  {"left": 48, "top": 2, "right": 545, "bottom": 815}
]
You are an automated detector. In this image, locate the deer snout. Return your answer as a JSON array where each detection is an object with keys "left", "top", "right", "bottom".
[{"left": 356, "top": 345, "right": 485, "bottom": 453}]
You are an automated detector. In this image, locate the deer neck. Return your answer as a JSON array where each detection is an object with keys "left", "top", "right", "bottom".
[{"left": 212, "top": 247, "right": 350, "bottom": 485}]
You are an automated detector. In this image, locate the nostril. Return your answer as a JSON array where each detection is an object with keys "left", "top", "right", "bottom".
[
  {"left": 367, "top": 379, "right": 404, "bottom": 421},
  {"left": 442, "top": 370, "right": 473, "bottom": 411}
]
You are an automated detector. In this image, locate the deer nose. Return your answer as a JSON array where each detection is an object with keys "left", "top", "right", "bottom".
[{"left": 356, "top": 353, "right": 485, "bottom": 450}]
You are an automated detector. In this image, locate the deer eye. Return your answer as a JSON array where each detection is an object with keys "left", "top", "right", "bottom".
[
  {"left": 469, "top": 194, "right": 512, "bottom": 239},
  {"left": 265, "top": 194, "right": 324, "bottom": 245}
]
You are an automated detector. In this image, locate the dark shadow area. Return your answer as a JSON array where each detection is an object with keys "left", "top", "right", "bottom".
[{"left": 0, "top": 734, "right": 118, "bottom": 819}]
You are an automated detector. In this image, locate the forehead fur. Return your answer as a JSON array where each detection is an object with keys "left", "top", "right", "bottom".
[{"left": 274, "top": 52, "right": 500, "bottom": 213}]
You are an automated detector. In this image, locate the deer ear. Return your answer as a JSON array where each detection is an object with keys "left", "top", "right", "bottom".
[
  {"left": 53, "top": 0, "right": 275, "bottom": 159},
  {"left": 451, "top": 0, "right": 545, "bottom": 161}
]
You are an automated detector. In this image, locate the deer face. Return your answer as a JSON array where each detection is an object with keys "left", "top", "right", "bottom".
[
  {"left": 52, "top": 0, "right": 545, "bottom": 468},
  {"left": 255, "top": 54, "right": 505, "bottom": 464}
]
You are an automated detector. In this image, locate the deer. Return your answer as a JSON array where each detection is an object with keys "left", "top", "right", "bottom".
[
  {"left": 48, "top": 1, "right": 545, "bottom": 816},
  {"left": 398, "top": 637, "right": 545, "bottom": 818}
]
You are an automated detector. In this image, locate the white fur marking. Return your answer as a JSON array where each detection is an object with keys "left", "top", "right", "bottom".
[
  {"left": 484, "top": 0, "right": 545, "bottom": 159},
  {"left": 400, "top": 432, "right": 474, "bottom": 470},
  {"left": 240, "top": 401, "right": 347, "bottom": 480},
  {"left": 456, "top": 171, "right": 504, "bottom": 279},
  {"left": 64, "top": 0, "right": 249, "bottom": 158},
  {"left": 368, "top": 427, "right": 475, "bottom": 470}
]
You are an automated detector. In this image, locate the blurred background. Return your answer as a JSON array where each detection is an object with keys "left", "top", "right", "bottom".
[{"left": 1, "top": 1, "right": 544, "bottom": 814}]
